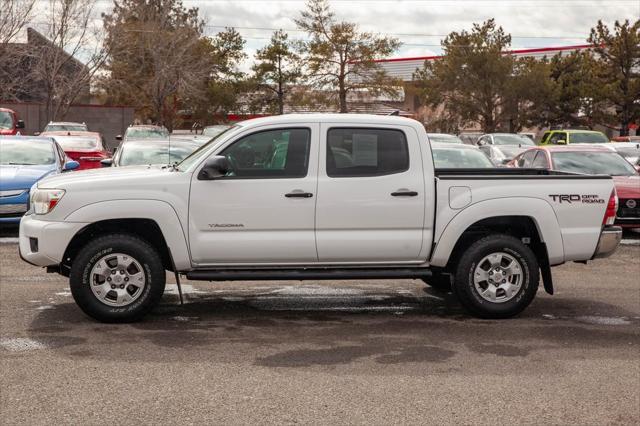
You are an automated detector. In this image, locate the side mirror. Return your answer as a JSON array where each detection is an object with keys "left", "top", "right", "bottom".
[
  {"left": 16, "top": 120, "right": 25, "bottom": 129},
  {"left": 501, "top": 158, "right": 511, "bottom": 165},
  {"left": 556, "top": 139, "right": 567, "bottom": 145},
  {"left": 115, "top": 135, "right": 122, "bottom": 141},
  {"left": 197, "top": 155, "right": 231, "bottom": 180},
  {"left": 477, "top": 140, "right": 486, "bottom": 146},
  {"left": 101, "top": 158, "right": 113, "bottom": 167},
  {"left": 33, "top": 131, "right": 40, "bottom": 136},
  {"left": 63, "top": 160, "right": 80, "bottom": 171}
]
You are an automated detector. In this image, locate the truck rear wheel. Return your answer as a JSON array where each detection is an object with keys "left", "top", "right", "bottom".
[
  {"left": 453, "top": 234, "right": 539, "bottom": 319},
  {"left": 69, "top": 234, "right": 166, "bottom": 323}
]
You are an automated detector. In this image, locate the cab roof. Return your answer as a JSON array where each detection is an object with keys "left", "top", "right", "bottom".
[{"left": 236, "top": 113, "right": 420, "bottom": 127}]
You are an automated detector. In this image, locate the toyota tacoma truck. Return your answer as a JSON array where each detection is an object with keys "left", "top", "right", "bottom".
[{"left": 19, "top": 114, "right": 622, "bottom": 322}]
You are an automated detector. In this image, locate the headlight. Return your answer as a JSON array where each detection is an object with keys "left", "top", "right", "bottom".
[{"left": 31, "top": 189, "right": 65, "bottom": 215}]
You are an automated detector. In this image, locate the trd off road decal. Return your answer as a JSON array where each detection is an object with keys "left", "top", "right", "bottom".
[{"left": 548, "top": 194, "right": 605, "bottom": 204}]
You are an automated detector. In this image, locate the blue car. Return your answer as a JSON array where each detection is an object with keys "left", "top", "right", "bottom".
[{"left": 0, "top": 136, "right": 79, "bottom": 224}]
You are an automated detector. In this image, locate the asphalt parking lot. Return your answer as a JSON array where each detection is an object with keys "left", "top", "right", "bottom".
[{"left": 1, "top": 232, "right": 639, "bottom": 425}]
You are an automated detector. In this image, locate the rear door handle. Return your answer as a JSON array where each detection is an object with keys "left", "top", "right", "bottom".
[
  {"left": 285, "top": 191, "right": 313, "bottom": 198},
  {"left": 391, "top": 190, "right": 418, "bottom": 197}
]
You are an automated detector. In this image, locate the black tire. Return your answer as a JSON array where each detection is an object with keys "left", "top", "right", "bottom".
[
  {"left": 453, "top": 234, "right": 539, "bottom": 319},
  {"left": 69, "top": 234, "right": 166, "bottom": 323},
  {"left": 421, "top": 274, "right": 452, "bottom": 292}
]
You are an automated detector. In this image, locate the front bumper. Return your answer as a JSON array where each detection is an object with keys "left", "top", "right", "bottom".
[
  {"left": 592, "top": 226, "right": 623, "bottom": 259},
  {"left": 19, "top": 214, "right": 88, "bottom": 267}
]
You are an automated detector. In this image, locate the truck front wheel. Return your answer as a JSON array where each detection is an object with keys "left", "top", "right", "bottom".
[
  {"left": 69, "top": 234, "right": 166, "bottom": 323},
  {"left": 453, "top": 234, "right": 539, "bottom": 319}
]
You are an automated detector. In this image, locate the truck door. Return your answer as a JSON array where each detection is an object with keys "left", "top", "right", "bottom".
[
  {"left": 188, "top": 125, "right": 319, "bottom": 265},
  {"left": 315, "top": 124, "right": 426, "bottom": 262}
]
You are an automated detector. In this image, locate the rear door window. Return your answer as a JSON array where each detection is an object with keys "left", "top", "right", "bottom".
[{"left": 326, "top": 128, "right": 409, "bottom": 177}]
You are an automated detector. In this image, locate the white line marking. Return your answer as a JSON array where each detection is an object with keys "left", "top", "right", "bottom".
[
  {"left": 0, "top": 237, "right": 19, "bottom": 244},
  {"left": 620, "top": 239, "right": 640, "bottom": 246}
]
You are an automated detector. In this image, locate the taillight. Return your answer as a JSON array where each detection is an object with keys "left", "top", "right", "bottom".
[{"left": 603, "top": 189, "right": 618, "bottom": 226}]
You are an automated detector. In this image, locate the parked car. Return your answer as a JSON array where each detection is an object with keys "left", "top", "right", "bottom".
[
  {"left": 427, "top": 133, "right": 464, "bottom": 144},
  {"left": 479, "top": 145, "right": 528, "bottom": 166},
  {"left": 477, "top": 133, "right": 536, "bottom": 147},
  {"left": 539, "top": 129, "right": 609, "bottom": 145},
  {"left": 102, "top": 139, "right": 200, "bottom": 167},
  {"left": 610, "top": 142, "right": 640, "bottom": 169},
  {"left": 432, "top": 144, "right": 495, "bottom": 168},
  {"left": 19, "top": 114, "right": 621, "bottom": 322},
  {"left": 0, "top": 108, "right": 25, "bottom": 136},
  {"left": 458, "top": 132, "right": 483, "bottom": 145},
  {"left": 509, "top": 145, "right": 639, "bottom": 230},
  {"left": 41, "top": 121, "right": 88, "bottom": 133},
  {"left": 41, "top": 131, "right": 110, "bottom": 170},
  {"left": 612, "top": 135, "right": 640, "bottom": 143},
  {"left": 117, "top": 125, "right": 169, "bottom": 142},
  {"left": 518, "top": 132, "right": 536, "bottom": 141},
  {"left": 0, "top": 136, "right": 78, "bottom": 223}
]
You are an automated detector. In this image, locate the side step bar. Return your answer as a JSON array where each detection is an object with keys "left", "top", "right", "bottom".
[{"left": 186, "top": 267, "right": 432, "bottom": 281}]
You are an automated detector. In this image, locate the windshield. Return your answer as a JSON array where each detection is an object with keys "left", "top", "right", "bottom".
[
  {"left": 125, "top": 127, "right": 169, "bottom": 139},
  {"left": 433, "top": 147, "right": 494, "bottom": 168},
  {"left": 177, "top": 125, "right": 239, "bottom": 171},
  {"left": 493, "top": 134, "right": 535, "bottom": 146},
  {"left": 552, "top": 152, "right": 637, "bottom": 176},
  {"left": 429, "top": 134, "right": 463, "bottom": 144},
  {"left": 0, "top": 111, "right": 14, "bottom": 129},
  {"left": 45, "top": 123, "right": 87, "bottom": 132},
  {"left": 570, "top": 132, "right": 609, "bottom": 143},
  {"left": 0, "top": 138, "right": 55, "bottom": 165},
  {"left": 203, "top": 125, "right": 231, "bottom": 137},
  {"left": 119, "top": 142, "right": 199, "bottom": 166},
  {"left": 54, "top": 136, "right": 99, "bottom": 151}
]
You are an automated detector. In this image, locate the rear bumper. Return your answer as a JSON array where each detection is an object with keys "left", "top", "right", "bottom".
[{"left": 592, "top": 226, "right": 622, "bottom": 259}]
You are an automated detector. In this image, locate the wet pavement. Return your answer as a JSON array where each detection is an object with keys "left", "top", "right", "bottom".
[{"left": 1, "top": 241, "right": 639, "bottom": 425}]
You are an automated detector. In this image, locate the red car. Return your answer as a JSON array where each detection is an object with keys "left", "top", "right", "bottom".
[
  {"left": 41, "top": 131, "right": 111, "bottom": 170},
  {"left": 0, "top": 108, "right": 25, "bottom": 135},
  {"left": 509, "top": 145, "right": 640, "bottom": 230}
]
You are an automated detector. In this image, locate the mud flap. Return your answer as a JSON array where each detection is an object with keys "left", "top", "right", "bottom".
[{"left": 541, "top": 262, "right": 553, "bottom": 295}]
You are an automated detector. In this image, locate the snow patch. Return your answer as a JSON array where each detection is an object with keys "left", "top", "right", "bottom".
[
  {"left": 270, "top": 286, "right": 364, "bottom": 296},
  {"left": 576, "top": 316, "right": 631, "bottom": 325},
  {"left": 0, "top": 237, "right": 19, "bottom": 244},
  {"left": 55, "top": 291, "right": 71, "bottom": 297},
  {"left": 0, "top": 337, "right": 48, "bottom": 352},
  {"left": 165, "top": 284, "right": 207, "bottom": 296},
  {"left": 36, "top": 305, "right": 55, "bottom": 311},
  {"left": 620, "top": 239, "right": 640, "bottom": 246}
]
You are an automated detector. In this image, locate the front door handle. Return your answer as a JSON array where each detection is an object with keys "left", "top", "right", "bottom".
[
  {"left": 285, "top": 191, "right": 313, "bottom": 198},
  {"left": 391, "top": 190, "right": 418, "bottom": 197}
]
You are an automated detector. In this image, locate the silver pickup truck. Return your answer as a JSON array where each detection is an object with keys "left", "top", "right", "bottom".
[{"left": 19, "top": 114, "right": 622, "bottom": 322}]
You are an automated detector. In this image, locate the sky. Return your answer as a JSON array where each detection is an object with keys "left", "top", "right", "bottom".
[{"left": 29, "top": 0, "right": 640, "bottom": 72}]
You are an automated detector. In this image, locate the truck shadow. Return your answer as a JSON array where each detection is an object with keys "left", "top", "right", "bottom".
[{"left": 26, "top": 286, "right": 639, "bottom": 368}]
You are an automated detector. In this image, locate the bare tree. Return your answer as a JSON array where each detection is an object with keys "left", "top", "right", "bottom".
[
  {"left": 0, "top": 0, "right": 35, "bottom": 100},
  {"left": 101, "top": 0, "right": 237, "bottom": 130},
  {"left": 28, "top": 0, "right": 108, "bottom": 120},
  {"left": 295, "top": 0, "right": 401, "bottom": 113}
]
